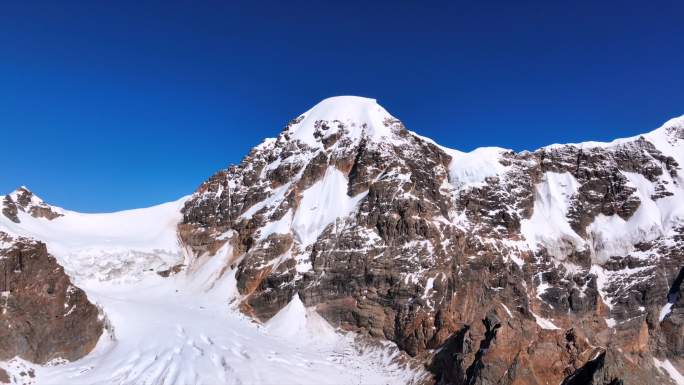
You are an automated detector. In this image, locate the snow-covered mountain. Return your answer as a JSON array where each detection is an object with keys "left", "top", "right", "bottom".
[{"left": 1, "top": 96, "right": 683, "bottom": 385}]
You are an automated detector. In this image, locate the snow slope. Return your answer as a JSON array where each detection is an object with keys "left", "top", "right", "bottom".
[
  {"left": 0, "top": 196, "right": 188, "bottom": 283},
  {"left": 292, "top": 166, "right": 368, "bottom": 246},
  {"left": 521, "top": 172, "right": 584, "bottom": 259}
]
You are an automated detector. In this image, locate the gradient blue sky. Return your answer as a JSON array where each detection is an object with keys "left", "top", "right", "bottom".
[{"left": 2, "top": 0, "right": 683, "bottom": 212}]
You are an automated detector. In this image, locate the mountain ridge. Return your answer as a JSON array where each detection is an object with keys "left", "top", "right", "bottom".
[{"left": 1, "top": 96, "right": 683, "bottom": 385}]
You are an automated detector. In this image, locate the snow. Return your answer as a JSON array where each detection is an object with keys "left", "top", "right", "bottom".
[
  {"left": 0, "top": 192, "right": 424, "bottom": 385},
  {"left": 645, "top": 114, "right": 684, "bottom": 167},
  {"left": 541, "top": 114, "right": 684, "bottom": 151},
  {"left": 533, "top": 114, "right": 684, "bottom": 262},
  {"left": 264, "top": 293, "right": 311, "bottom": 338},
  {"left": 422, "top": 275, "right": 439, "bottom": 308},
  {"left": 286, "top": 96, "right": 401, "bottom": 148},
  {"left": 500, "top": 303, "right": 513, "bottom": 318},
  {"left": 265, "top": 293, "right": 338, "bottom": 344},
  {"left": 521, "top": 165, "right": 682, "bottom": 265},
  {"left": 521, "top": 172, "right": 584, "bottom": 259},
  {"left": 258, "top": 209, "right": 294, "bottom": 240},
  {"left": 530, "top": 311, "right": 560, "bottom": 330},
  {"left": 2, "top": 103, "right": 683, "bottom": 384},
  {"left": 659, "top": 302, "right": 674, "bottom": 322},
  {"left": 653, "top": 358, "right": 684, "bottom": 385},
  {"left": 0, "top": 197, "right": 189, "bottom": 283},
  {"left": 445, "top": 147, "right": 511, "bottom": 188},
  {"left": 240, "top": 183, "right": 291, "bottom": 220},
  {"left": 586, "top": 172, "right": 671, "bottom": 263},
  {"left": 291, "top": 167, "right": 368, "bottom": 246},
  {"left": 589, "top": 265, "right": 612, "bottom": 310},
  {"left": 407, "top": 130, "right": 513, "bottom": 189},
  {"left": 0, "top": 270, "right": 423, "bottom": 385},
  {"left": 423, "top": 277, "right": 436, "bottom": 298},
  {"left": 535, "top": 275, "right": 551, "bottom": 302},
  {"left": 7, "top": 187, "right": 65, "bottom": 216}
]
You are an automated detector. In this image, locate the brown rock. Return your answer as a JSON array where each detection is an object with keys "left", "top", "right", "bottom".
[{"left": 0, "top": 232, "right": 103, "bottom": 364}]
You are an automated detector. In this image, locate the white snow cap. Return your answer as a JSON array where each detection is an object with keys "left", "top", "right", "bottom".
[{"left": 286, "top": 96, "right": 399, "bottom": 147}]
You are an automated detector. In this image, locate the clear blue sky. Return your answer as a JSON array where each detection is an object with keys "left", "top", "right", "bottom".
[{"left": 1, "top": 0, "right": 683, "bottom": 212}]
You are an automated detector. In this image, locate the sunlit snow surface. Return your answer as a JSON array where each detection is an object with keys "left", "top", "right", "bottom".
[
  {"left": 292, "top": 167, "right": 368, "bottom": 246},
  {"left": 0, "top": 197, "right": 189, "bottom": 283},
  {"left": 285, "top": 96, "right": 401, "bottom": 148},
  {"left": 20, "top": 273, "right": 420, "bottom": 385},
  {"left": 0, "top": 196, "right": 423, "bottom": 385}
]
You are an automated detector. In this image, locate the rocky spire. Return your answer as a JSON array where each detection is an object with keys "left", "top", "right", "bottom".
[{"left": 2, "top": 186, "right": 63, "bottom": 223}]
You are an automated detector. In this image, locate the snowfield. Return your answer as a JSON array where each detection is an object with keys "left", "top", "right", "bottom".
[
  {"left": 0, "top": 197, "right": 188, "bottom": 283},
  {"left": 0, "top": 194, "right": 424, "bottom": 385},
  {"left": 14, "top": 272, "right": 420, "bottom": 385}
]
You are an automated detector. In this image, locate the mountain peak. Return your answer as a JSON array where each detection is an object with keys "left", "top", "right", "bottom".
[
  {"left": 3, "top": 186, "right": 63, "bottom": 223},
  {"left": 8, "top": 185, "right": 43, "bottom": 205},
  {"left": 283, "top": 95, "right": 403, "bottom": 148}
]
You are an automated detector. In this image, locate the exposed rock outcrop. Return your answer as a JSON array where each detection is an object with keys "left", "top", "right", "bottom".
[{"left": 0, "top": 231, "right": 103, "bottom": 364}]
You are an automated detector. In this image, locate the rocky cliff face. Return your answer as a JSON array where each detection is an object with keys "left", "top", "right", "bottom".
[
  {"left": 180, "top": 96, "right": 684, "bottom": 385},
  {"left": 0, "top": 231, "right": 103, "bottom": 364}
]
